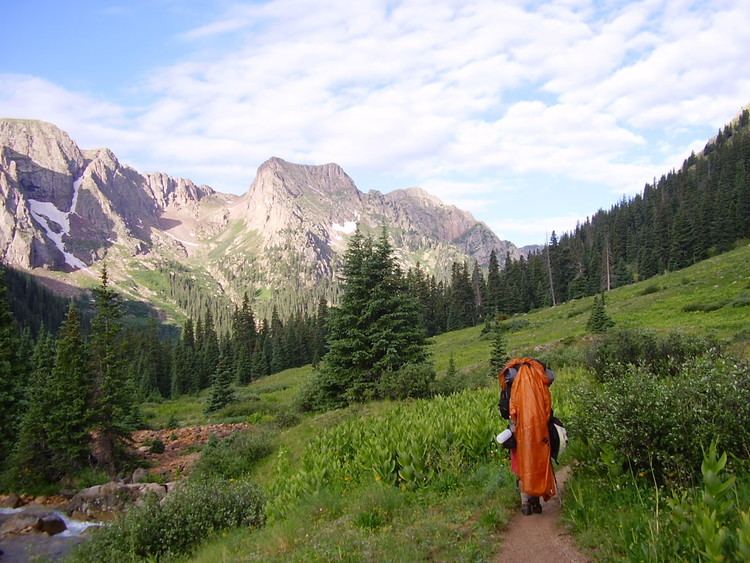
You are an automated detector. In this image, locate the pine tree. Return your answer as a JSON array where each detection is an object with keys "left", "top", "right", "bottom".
[
  {"left": 446, "top": 353, "right": 457, "bottom": 379},
  {"left": 486, "top": 250, "right": 501, "bottom": 317},
  {"left": 233, "top": 294, "right": 256, "bottom": 384},
  {"left": 46, "top": 304, "right": 91, "bottom": 474},
  {"left": 587, "top": 294, "right": 614, "bottom": 334},
  {"left": 205, "top": 347, "right": 236, "bottom": 413},
  {"left": 6, "top": 330, "right": 57, "bottom": 487},
  {"left": 88, "top": 265, "right": 134, "bottom": 474},
  {"left": 0, "top": 268, "right": 23, "bottom": 468},
  {"left": 313, "top": 227, "right": 427, "bottom": 408},
  {"left": 489, "top": 329, "right": 509, "bottom": 375},
  {"left": 199, "top": 309, "right": 219, "bottom": 389}
]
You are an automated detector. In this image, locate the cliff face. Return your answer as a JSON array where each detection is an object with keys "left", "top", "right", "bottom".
[
  {"left": 0, "top": 119, "right": 518, "bottom": 312},
  {"left": 0, "top": 119, "right": 214, "bottom": 270},
  {"left": 233, "top": 158, "right": 518, "bottom": 279}
]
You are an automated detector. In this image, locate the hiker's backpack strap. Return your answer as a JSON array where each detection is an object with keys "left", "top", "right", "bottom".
[{"left": 498, "top": 365, "right": 518, "bottom": 419}]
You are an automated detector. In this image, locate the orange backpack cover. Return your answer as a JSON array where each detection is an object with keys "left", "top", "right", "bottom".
[{"left": 499, "top": 357, "right": 557, "bottom": 500}]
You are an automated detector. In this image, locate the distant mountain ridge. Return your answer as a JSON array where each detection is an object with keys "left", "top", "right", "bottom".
[{"left": 0, "top": 119, "right": 518, "bottom": 317}]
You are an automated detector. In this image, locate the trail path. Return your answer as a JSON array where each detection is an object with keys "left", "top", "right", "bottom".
[{"left": 494, "top": 466, "right": 589, "bottom": 563}]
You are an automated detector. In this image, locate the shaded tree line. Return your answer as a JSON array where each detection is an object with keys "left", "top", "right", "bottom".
[
  {"left": 1, "top": 266, "right": 138, "bottom": 488},
  {"left": 407, "top": 108, "right": 750, "bottom": 322}
]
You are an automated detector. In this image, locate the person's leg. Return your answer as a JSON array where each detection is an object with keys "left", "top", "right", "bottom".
[
  {"left": 519, "top": 480, "right": 532, "bottom": 515},
  {"left": 530, "top": 496, "right": 542, "bottom": 513}
]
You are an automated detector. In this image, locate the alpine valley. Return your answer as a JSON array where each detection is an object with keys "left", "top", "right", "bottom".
[{"left": 0, "top": 118, "right": 519, "bottom": 321}]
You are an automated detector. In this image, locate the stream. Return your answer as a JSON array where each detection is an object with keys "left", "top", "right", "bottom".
[{"left": 0, "top": 507, "right": 102, "bottom": 562}]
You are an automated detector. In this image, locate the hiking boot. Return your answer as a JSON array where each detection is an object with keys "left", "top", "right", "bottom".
[
  {"left": 521, "top": 504, "right": 532, "bottom": 516},
  {"left": 530, "top": 497, "right": 542, "bottom": 514}
]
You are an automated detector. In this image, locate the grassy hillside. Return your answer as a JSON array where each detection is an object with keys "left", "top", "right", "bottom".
[{"left": 131, "top": 243, "right": 750, "bottom": 561}]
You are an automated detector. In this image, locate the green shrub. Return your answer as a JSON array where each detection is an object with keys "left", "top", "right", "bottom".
[
  {"left": 571, "top": 355, "right": 750, "bottom": 484},
  {"left": 378, "top": 363, "right": 436, "bottom": 400},
  {"left": 682, "top": 299, "right": 729, "bottom": 312},
  {"left": 731, "top": 293, "right": 750, "bottom": 308},
  {"left": 148, "top": 439, "right": 165, "bottom": 454},
  {"left": 213, "top": 398, "right": 272, "bottom": 419},
  {"left": 498, "top": 318, "right": 530, "bottom": 332},
  {"left": 639, "top": 284, "right": 660, "bottom": 295},
  {"left": 190, "top": 431, "right": 274, "bottom": 481},
  {"left": 274, "top": 410, "right": 301, "bottom": 429},
  {"left": 68, "top": 478, "right": 265, "bottom": 562},
  {"left": 585, "top": 328, "right": 719, "bottom": 380},
  {"left": 530, "top": 340, "right": 584, "bottom": 369}
]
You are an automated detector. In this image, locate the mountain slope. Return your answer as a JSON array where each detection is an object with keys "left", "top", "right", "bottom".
[{"left": 0, "top": 120, "right": 518, "bottom": 320}]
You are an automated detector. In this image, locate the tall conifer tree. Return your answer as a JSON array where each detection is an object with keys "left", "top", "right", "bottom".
[{"left": 88, "top": 265, "right": 133, "bottom": 474}]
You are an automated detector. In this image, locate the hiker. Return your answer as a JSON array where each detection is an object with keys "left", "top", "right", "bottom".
[{"left": 497, "top": 357, "right": 557, "bottom": 515}]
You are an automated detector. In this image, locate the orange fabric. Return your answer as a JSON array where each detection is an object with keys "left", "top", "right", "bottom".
[{"left": 500, "top": 357, "right": 557, "bottom": 501}]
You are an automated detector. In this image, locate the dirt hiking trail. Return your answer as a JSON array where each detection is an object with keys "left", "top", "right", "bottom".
[{"left": 495, "top": 466, "right": 589, "bottom": 563}]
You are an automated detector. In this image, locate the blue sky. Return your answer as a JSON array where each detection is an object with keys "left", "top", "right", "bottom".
[{"left": 2, "top": 0, "right": 749, "bottom": 245}]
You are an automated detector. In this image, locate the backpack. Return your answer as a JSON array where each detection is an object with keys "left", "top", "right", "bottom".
[
  {"left": 548, "top": 416, "right": 568, "bottom": 463},
  {"left": 497, "top": 358, "right": 565, "bottom": 461}
]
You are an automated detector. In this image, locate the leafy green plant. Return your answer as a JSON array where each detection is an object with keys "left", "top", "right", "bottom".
[
  {"left": 571, "top": 355, "right": 750, "bottom": 484},
  {"left": 682, "top": 299, "right": 730, "bottom": 312},
  {"left": 268, "top": 389, "right": 498, "bottom": 519},
  {"left": 190, "top": 430, "right": 274, "bottom": 481},
  {"left": 377, "top": 362, "right": 436, "bottom": 400},
  {"left": 584, "top": 328, "right": 719, "bottom": 380},
  {"left": 68, "top": 477, "right": 265, "bottom": 562},
  {"left": 148, "top": 438, "right": 165, "bottom": 454}
]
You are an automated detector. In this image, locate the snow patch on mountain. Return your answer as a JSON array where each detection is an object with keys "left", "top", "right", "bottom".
[{"left": 27, "top": 176, "right": 87, "bottom": 269}]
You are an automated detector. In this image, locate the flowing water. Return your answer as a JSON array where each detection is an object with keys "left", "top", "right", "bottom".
[{"left": 0, "top": 506, "right": 102, "bottom": 562}]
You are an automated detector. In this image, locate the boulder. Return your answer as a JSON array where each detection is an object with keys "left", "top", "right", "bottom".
[
  {"left": 132, "top": 468, "right": 148, "bottom": 483},
  {"left": 35, "top": 514, "right": 67, "bottom": 536},
  {"left": 0, "top": 507, "right": 66, "bottom": 538},
  {"left": 0, "top": 493, "right": 23, "bottom": 508},
  {"left": 0, "top": 513, "right": 39, "bottom": 536},
  {"left": 66, "top": 481, "right": 167, "bottom": 520}
]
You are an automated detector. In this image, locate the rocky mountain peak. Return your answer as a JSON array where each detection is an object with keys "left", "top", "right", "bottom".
[
  {"left": 253, "top": 157, "right": 359, "bottom": 199},
  {"left": 0, "top": 119, "right": 83, "bottom": 175},
  {"left": 386, "top": 187, "right": 446, "bottom": 207}
]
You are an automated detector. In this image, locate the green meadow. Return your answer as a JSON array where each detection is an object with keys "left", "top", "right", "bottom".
[{"left": 130, "top": 243, "right": 750, "bottom": 561}]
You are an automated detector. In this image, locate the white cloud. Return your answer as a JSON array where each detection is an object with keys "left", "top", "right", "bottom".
[
  {"left": 2, "top": 0, "right": 749, "bottom": 230},
  {"left": 491, "top": 215, "right": 584, "bottom": 245}
]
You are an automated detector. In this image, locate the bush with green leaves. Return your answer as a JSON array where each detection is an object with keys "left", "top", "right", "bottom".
[
  {"left": 571, "top": 354, "right": 750, "bottom": 484},
  {"left": 651, "top": 441, "right": 750, "bottom": 561},
  {"left": 564, "top": 441, "right": 750, "bottom": 561},
  {"left": 584, "top": 328, "right": 719, "bottom": 381},
  {"left": 68, "top": 477, "right": 265, "bottom": 562},
  {"left": 377, "top": 362, "right": 436, "bottom": 400},
  {"left": 148, "top": 438, "right": 165, "bottom": 454},
  {"left": 268, "top": 389, "right": 498, "bottom": 519},
  {"left": 190, "top": 431, "right": 274, "bottom": 481}
]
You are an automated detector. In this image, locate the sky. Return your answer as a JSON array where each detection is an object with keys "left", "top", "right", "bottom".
[{"left": 2, "top": 0, "right": 749, "bottom": 246}]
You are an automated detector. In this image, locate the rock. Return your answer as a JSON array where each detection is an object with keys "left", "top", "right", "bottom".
[
  {"left": 35, "top": 514, "right": 67, "bottom": 536},
  {"left": 0, "top": 513, "right": 39, "bottom": 536},
  {"left": 0, "top": 507, "right": 66, "bottom": 538},
  {"left": 66, "top": 481, "right": 167, "bottom": 520},
  {"left": 0, "top": 493, "right": 23, "bottom": 508},
  {"left": 132, "top": 468, "right": 148, "bottom": 483}
]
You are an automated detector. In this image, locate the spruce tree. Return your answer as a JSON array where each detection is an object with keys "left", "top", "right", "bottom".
[
  {"left": 46, "top": 304, "right": 90, "bottom": 475},
  {"left": 0, "top": 268, "right": 22, "bottom": 468},
  {"left": 489, "top": 329, "right": 509, "bottom": 375},
  {"left": 313, "top": 227, "right": 427, "bottom": 408},
  {"left": 205, "top": 347, "right": 236, "bottom": 413},
  {"left": 88, "top": 265, "right": 133, "bottom": 474},
  {"left": 446, "top": 353, "right": 457, "bottom": 379},
  {"left": 486, "top": 250, "right": 501, "bottom": 316},
  {"left": 587, "top": 294, "right": 614, "bottom": 334},
  {"left": 199, "top": 310, "right": 219, "bottom": 389},
  {"left": 6, "top": 330, "right": 57, "bottom": 487}
]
